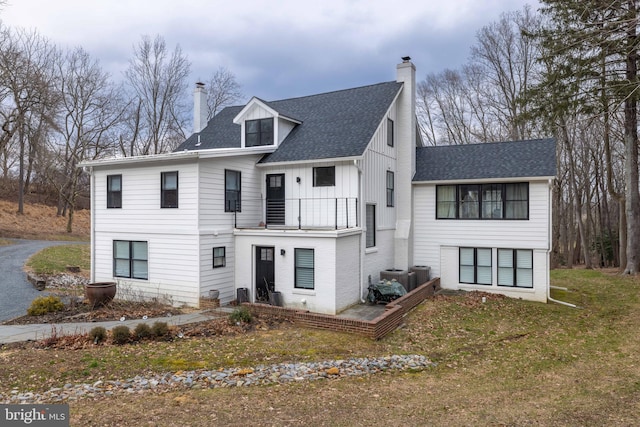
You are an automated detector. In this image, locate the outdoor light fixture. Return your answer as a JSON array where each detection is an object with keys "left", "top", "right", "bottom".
[
  {"left": 296, "top": 177, "right": 301, "bottom": 183},
  {"left": 280, "top": 249, "right": 286, "bottom": 256}
]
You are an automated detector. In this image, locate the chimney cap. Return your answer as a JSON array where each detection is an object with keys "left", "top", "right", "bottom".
[
  {"left": 195, "top": 82, "right": 205, "bottom": 88},
  {"left": 401, "top": 56, "right": 411, "bottom": 62}
]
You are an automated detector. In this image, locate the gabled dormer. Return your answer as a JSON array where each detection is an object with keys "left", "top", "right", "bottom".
[{"left": 233, "top": 97, "right": 302, "bottom": 149}]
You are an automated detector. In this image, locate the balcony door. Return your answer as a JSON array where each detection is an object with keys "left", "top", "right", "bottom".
[{"left": 266, "top": 174, "right": 285, "bottom": 225}]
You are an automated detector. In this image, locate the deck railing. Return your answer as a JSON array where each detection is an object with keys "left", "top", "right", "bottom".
[{"left": 232, "top": 197, "right": 359, "bottom": 230}]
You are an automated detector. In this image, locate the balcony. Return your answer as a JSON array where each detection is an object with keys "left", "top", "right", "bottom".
[{"left": 231, "top": 197, "right": 359, "bottom": 230}]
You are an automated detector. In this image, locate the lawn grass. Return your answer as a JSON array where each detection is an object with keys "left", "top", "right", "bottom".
[
  {"left": 3, "top": 268, "right": 640, "bottom": 425},
  {"left": 25, "top": 243, "right": 90, "bottom": 275}
]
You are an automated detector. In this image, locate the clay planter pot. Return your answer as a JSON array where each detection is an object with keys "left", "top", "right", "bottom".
[{"left": 85, "top": 282, "right": 117, "bottom": 306}]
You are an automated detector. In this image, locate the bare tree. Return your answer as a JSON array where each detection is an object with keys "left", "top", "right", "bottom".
[
  {"left": 51, "top": 47, "right": 124, "bottom": 232},
  {"left": 206, "top": 66, "right": 243, "bottom": 119},
  {"left": 125, "top": 35, "right": 190, "bottom": 155},
  {"left": 0, "top": 25, "right": 59, "bottom": 213},
  {"left": 470, "top": 5, "right": 541, "bottom": 141}
]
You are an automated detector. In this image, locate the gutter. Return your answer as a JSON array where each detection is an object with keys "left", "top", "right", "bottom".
[
  {"left": 88, "top": 167, "right": 96, "bottom": 283},
  {"left": 355, "top": 159, "right": 366, "bottom": 303}
]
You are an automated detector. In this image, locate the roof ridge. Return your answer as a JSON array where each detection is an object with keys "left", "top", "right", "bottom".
[{"left": 267, "top": 80, "right": 400, "bottom": 104}]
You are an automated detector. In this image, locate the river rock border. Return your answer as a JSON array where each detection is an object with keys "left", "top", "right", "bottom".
[{"left": 1, "top": 355, "right": 435, "bottom": 404}]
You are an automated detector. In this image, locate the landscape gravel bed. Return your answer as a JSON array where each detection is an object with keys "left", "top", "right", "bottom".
[{"left": 0, "top": 355, "right": 435, "bottom": 404}]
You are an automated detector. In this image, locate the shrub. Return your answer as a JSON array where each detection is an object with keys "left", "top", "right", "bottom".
[
  {"left": 111, "top": 325, "right": 130, "bottom": 345},
  {"left": 89, "top": 326, "right": 107, "bottom": 343},
  {"left": 151, "top": 321, "right": 169, "bottom": 338},
  {"left": 134, "top": 323, "right": 152, "bottom": 340},
  {"left": 229, "top": 307, "right": 253, "bottom": 324},
  {"left": 27, "top": 296, "right": 64, "bottom": 316}
]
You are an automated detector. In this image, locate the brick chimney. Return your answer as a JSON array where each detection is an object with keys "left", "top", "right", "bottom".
[{"left": 194, "top": 82, "right": 207, "bottom": 134}]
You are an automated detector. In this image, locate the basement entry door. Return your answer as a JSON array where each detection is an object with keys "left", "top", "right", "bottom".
[{"left": 255, "top": 246, "right": 275, "bottom": 303}]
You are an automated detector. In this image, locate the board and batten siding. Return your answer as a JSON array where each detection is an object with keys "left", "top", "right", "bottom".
[
  {"left": 413, "top": 179, "right": 552, "bottom": 302},
  {"left": 261, "top": 161, "right": 359, "bottom": 228},
  {"left": 360, "top": 103, "right": 401, "bottom": 284}
]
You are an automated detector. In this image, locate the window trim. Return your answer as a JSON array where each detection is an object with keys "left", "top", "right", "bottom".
[
  {"left": 225, "top": 169, "right": 242, "bottom": 212},
  {"left": 386, "top": 171, "right": 394, "bottom": 207},
  {"left": 436, "top": 183, "right": 529, "bottom": 220},
  {"left": 213, "top": 246, "right": 226, "bottom": 268},
  {"left": 160, "top": 171, "right": 178, "bottom": 208},
  {"left": 113, "top": 240, "right": 148, "bottom": 280},
  {"left": 294, "top": 248, "right": 315, "bottom": 290},
  {"left": 107, "top": 174, "right": 122, "bottom": 209},
  {"left": 366, "top": 204, "right": 376, "bottom": 248},
  {"left": 245, "top": 118, "right": 274, "bottom": 147},
  {"left": 387, "top": 118, "right": 394, "bottom": 147},
  {"left": 497, "top": 248, "right": 533, "bottom": 288},
  {"left": 313, "top": 166, "right": 335, "bottom": 187},
  {"left": 459, "top": 247, "right": 492, "bottom": 285}
]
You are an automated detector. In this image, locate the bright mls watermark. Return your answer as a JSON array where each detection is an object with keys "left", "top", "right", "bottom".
[{"left": 1, "top": 404, "right": 69, "bottom": 426}]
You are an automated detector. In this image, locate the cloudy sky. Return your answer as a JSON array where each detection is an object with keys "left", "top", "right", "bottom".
[{"left": 2, "top": 0, "right": 537, "bottom": 102}]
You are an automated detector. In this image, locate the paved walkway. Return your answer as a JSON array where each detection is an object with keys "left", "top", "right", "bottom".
[
  {"left": 0, "top": 239, "right": 87, "bottom": 322},
  {"left": 0, "top": 308, "right": 234, "bottom": 344}
]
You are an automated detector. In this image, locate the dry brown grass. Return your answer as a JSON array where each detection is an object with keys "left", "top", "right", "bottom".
[{"left": 0, "top": 199, "right": 89, "bottom": 240}]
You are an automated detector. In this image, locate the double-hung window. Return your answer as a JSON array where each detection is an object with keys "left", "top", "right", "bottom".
[
  {"left": 245, "top": 118, "right": 274, "bottom": 147},
  {"left": 213, "top": 247, "right": 226, "bottom": 268},
  {"left": 313, "top": 166, "right": 335, "bottom": 187},
  {"left": 459, "top": 247, "right": 492, "bottom": 285},
  {"left": 161, "top": 171, "right": 178, "bottom": 208},
  {"left": 107, "top": 174, "right": 122, "bottom": 208},
  {"left": 498, "top": 249, "right": 533, "bottom": 288},
  {"left": 113, "top": 240, "right": 148, "bottom": 280},
  {"left": 225, "top": 169, "right": 241, "bottom": 212},
  {"left": 295, "top": 248, "right": 314, "bottom": 289},
  {"left": 386, "top": 171, "right": 394, "bottom": 207}
]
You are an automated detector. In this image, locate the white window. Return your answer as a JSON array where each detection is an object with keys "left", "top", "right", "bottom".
[
  {"left": 114, "top": 241, "right": 148, "bottom": 280},
  {"left": 498, "top": 249, "right": 533, "bottom": 288},
  {"left": 460, "top": 247, "right": 492, "bottom": 285}
]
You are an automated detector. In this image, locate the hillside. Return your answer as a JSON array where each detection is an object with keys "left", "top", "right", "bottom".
[{"left": 0, "top": 200, "right": 90, "bottom": 241}]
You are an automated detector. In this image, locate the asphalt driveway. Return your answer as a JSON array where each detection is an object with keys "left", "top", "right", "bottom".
[{"left": 0, "top": 239, "right": 85, "bottom": 322}]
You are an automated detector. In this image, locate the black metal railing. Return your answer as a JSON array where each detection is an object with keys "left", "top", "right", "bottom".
[{"left": 233, "top": 197, "right": 358, "bottom": 230}]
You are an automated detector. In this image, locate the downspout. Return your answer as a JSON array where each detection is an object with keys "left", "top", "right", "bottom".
[
  {"left": 355, "top": 159, "right": 366, "bottom": 303},
  {"left": 88, "top": 166, "right": 96, "bottom": 283},
  {"left": 546, "top": 178, "right": 577, "bottom": 308}
]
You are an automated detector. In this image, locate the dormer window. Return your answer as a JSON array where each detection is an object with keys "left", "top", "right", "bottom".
[{"left": 246, "top": 118, "right": 274, "bottom": 147}]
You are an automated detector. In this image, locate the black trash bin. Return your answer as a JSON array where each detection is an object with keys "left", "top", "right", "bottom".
[{"left": 237, "top": 287, "right": 249, "bottom": 303}]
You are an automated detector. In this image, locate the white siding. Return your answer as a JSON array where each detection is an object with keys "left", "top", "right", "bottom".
[
  {"left": 93, "top": 232, "right": 200, "bottom": 306},
  {"left": 94, "top": 161, "right": 198, "bottom": 235},
  {"left": 92, "top": 161, "right": 201, "bottom": 306},
  {"left": 413, "top": 180, "right": 551, "bottom": 302},
  {"left": 362, "top": 104, "right": 397, "bottom": 229},
  {"left": 261, "top": 161, "right": 359, "bottom": 228},
  {"left": 198, "top": 155, "right": 263, "bottom": 230}
]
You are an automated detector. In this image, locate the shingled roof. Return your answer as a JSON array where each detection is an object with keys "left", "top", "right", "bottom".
[
  {"left": 413, "top": 138, "right": 556, "bottom": 182},
  {"left": 175, "top": 81, "right": 403, "bottom": 163}
]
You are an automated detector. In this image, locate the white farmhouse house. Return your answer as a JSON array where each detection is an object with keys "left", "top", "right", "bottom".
[{"left": 80, "top": 58, "right": 556, "bottom": 314}]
